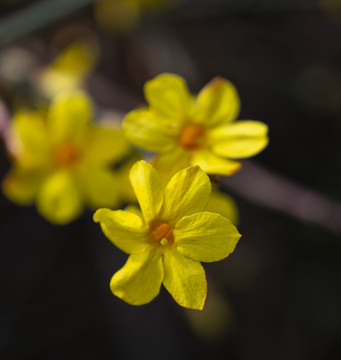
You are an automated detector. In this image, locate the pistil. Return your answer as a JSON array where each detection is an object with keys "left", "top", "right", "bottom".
[{"left": 53, "top": 143, "right": 80, "bottom": 168}]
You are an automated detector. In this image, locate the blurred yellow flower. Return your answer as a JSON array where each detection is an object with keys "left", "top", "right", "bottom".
[
  {"left": 123, "top": 73, "right": 269, "bottom": 177},
  {"left": 206, "top": 186, "right": 239, "bottom": 226},
  {"left": 36, "top": 40, "right": 98, "bottom": 98},
  {"left": 3, "top": 91, "right": 130, "bottom": 224},
  {"left": 95, "top": 0, "right": 172, "bottom": 32},
  {"left": 94, "top": 160, "right": 241, "bottom": 310}
]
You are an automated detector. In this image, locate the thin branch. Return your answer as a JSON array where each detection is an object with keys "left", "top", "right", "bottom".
[{"left": 220, "top": 160, "right": 341, "bottom": 235}]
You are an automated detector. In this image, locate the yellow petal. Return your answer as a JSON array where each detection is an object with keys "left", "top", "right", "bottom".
[
  {"left": 110, "top": 250, "right": 163, "bottom": 305},
  {"left": 82, "top": 125, "right": 130, "bottom": 165},
  {"left": 37, "top": 171, "right": 83, "bottom": 224},
  {"left": 174, "top": 212, "right": 241, "bottom": 263},
  {"left": 93, "top": 208, "right": 148, "bottom": 254},
  {"left": 151, "top": 147, "right": 191, "bottom": 184},
  {"left": 2, "top": 167, "right": 44, "bottom": 204},
  {"left": 194, "top": 77, "right": 240, "bottom": 127},
  {"left": 9, "top": 111, "right": 49, "bottom": 167},
  {"left": 47, "top": 91, "right": 92, "bottom": 144},
  {"left": 163, "top": 248, "right": 207, "bottom": 310},
  {"left": 78, "top": 167, "right": 120, "bottom": 209},
  {"left": 206, "top": 188, "right": 239, "bottom": 226},
  {"left": 123, "top": 108, "right": 177, "bottom": 152},
  {"left": 144, "top": 73, "right": 194, "bottom": 121},
  {"left": 37, "top": 70, "right": 82, "bottom": 99},
  {"left": 51, "top": 40, "right": 98, "bottom": 75},
  {"left": 161, "top": 166, "right": 211, "bottom": 227},
  {"left": 129, "top": 160, "right": 163, "bottom": 225},
  {"left": 124, "top": 204, "right": 143, "bottom": 219},
  {"left": 37, "top": 40, "right": 98, "bottom": 98},
  {"left": 210, "top": 121, "right": 269, "bottom": 158},
  {"left": 190, "top": 150, "right": 241, "bottom": 176}
]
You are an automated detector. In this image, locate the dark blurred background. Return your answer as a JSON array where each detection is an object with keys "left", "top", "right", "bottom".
[{"left": 1, "top": 0, "right": 341, "bottom": 359}]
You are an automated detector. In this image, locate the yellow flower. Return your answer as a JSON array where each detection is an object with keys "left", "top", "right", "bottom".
[
  {"left": 36, "top": 40, "right": 98, "bottom": 98},
  {"left": 95, "top": 0, "right": 172, "bottom": 33},
  {"left": 3, "top": 91, "right": 130, "bottom": 224},
  {"left": 93, "top": 160, "right": 241, "bottom": 310},
  {"left": 123, "top": 73, "right": 269, "bottom": 178}
]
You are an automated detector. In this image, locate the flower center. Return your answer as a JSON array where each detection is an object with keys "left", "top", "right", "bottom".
[
  {"left": 53, "top": 143, "right": 80, "bottom": 168},
  {"left": 180, "top": 123, "right": 206, "bottom": 151},
  {"left": 149, "top": 220, "right": 174, "bottom": 247}
]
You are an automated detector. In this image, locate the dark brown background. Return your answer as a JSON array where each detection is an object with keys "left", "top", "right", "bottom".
[{"left": 0, "top": 0, "right": 341, "bottom": 359}]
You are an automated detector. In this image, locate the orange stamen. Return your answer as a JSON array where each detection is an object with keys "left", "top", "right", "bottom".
[
  {"left": 53, "top": 144, "right": 80, "bottom": 168},
  {"left": 150, "top": 220, "right": 174, "bottom": 245},
  {"left": 180, "top": 123, "right": 206, "bottom": 151}
]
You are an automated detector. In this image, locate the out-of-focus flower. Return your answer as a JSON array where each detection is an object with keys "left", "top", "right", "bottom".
[
  {"left": 3, "top": 91, "right": 130, "bottom": 224},
  {"left": 206, "top": 186, "right": 239, "bottom": 226},
  {"left": 95, "top": 0, "right": 173, "bottom": 33},
  {"left": 35, "top": 40, "right": 98, "bottom": 98},
  {"left": 123, "top": 73, "right": 269, "bottom": 177},
  {"left": 94, "top": 160, "right": 241, "bottom": 309},
  {"left": 185, "top": 287, "right": 235, "bottom": 340},
  {"left": 321, "top": 0, "right": 341, "bottom": 21}
]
